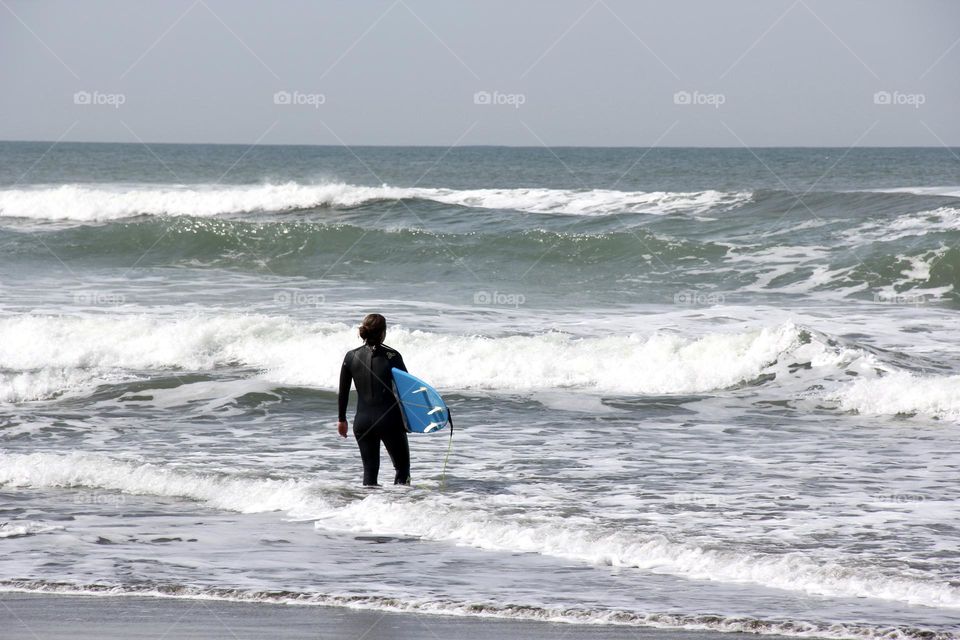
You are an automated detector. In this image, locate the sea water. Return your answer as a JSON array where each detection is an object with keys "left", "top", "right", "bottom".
[{"left": 1, "top": 142, "right": 958, "bottom": 638}]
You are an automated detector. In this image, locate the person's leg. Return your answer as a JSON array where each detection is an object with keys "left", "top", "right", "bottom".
[
  {"left": 381, "top": 424, "right": 410, "bottom": 485},
  {"left": 353, "top": 421, "right": 381, "bottom": 486}
]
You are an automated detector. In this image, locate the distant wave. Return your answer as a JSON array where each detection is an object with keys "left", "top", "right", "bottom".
[
  {"left": 2, "top": 451, "right": 958, "bottom": 612},
  {"left": 862, "top": 186, "right": 960, "bottom": 198},
  {"left": 2, "top": 196, "right": 956, "bottom": 305},
  {"left": 0, "top": 182, "right": 751, "bottom": 220}
]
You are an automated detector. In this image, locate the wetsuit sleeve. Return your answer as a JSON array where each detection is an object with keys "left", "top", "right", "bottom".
[
  {"left": 338, "top": 352, "right": 352, "bottom": 422},
  {"left": 393, "top": 352, "right": 408, "bottom": 373}
]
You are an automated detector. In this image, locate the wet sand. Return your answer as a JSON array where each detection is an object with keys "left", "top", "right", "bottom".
[{"left": 0, "top": 592, "right": 796, "bottom": 640}]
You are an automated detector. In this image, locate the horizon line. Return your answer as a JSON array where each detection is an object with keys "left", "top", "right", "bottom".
[{"left": 1, "top": 139, "right": 957, "bottom": 150}]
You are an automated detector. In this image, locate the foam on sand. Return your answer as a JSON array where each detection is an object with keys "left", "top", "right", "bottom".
[{"left": 0, "top": 581, "right": 953, "bottom": 640}]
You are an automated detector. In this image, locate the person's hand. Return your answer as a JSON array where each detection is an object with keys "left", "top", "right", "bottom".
[{"left": 337, "top": 421, "right": 348, "bottom": 438}]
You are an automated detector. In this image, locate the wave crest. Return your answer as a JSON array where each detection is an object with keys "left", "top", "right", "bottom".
[
  {"left": 0, "top": 182, "right": 751, "bottom": 220},
  {"left": 0, "top": 315, "right": 838, "bottom": 400}
]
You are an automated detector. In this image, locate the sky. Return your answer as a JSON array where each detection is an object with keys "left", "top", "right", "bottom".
[{"left": 1, "top": 0, "right": 958, "bottom": 147}]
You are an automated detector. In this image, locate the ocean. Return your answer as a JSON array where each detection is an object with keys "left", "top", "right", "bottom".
[{"left": 0, "top": 141, "right": 958, "bottom": 639}]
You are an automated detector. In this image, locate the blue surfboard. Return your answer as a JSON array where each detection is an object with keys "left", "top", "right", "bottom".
[{"left": 392, "top": 368, "right": 452, "bottom": 434}]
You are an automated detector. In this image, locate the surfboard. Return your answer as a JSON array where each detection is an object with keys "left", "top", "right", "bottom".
[{"left": 392, "top": 368, "right": 452, "bottom": 434}]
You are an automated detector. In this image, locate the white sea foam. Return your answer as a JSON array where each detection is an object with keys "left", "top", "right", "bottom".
[
  {"left": 832, "top": 371, "right": 960, "bottom": 420},
  {"left": 0, "top": 182, "right": 752, "bottom": 220},
  {"left": 0, "top": 368, "right": 112, "bottom": 403},
  {"left": 866, "top": 187, "right": 960, "bottom": 198},
  {"left": 13, "top": 312, "right": 941, "bottom": 425},
  {"left": 0, "top": 452, "right": 324, "bottom": 517},
  {"left": 2, "top": 451, "right": 958, "bottom": 611},
  {"left": 844, "top": 207, "right": 960, "bottom": 244},
  {"left": 866, "top": 247, "right": 956, "bottom": 302},
  {"left": 0, "top": 520, "right": 63, "bottom": 539},
  {"left": 0, "top": 314, "right": 842, "bottom": 400}
]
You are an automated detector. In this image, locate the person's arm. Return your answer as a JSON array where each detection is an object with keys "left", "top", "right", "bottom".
[
  {"left": 337, "top": 353, "right": 352, "bottom": 436},
  {"left": 393, "top": 351, "right": 408, "bottom": 373}
]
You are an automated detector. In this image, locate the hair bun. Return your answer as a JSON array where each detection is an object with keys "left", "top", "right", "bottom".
[{"left": 359, "top": 313, "right": 387, "bottom": 345}]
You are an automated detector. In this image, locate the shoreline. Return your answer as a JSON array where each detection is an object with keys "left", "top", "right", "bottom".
[{"left": 0, "top": 592, "right": 807, "bottom": 640}]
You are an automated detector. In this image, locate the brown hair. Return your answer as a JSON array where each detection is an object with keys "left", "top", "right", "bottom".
[{"left": 358, "top": 313, "right": 387, "bottom": 345}]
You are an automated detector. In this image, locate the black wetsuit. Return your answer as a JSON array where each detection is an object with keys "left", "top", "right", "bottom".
[{"left": 338, "top": 343, "right": 410, "bottom": 486}]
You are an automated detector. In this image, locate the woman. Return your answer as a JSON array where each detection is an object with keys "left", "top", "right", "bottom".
[{"left": 337, "top": 313, "right": 411, "bottom": 486}]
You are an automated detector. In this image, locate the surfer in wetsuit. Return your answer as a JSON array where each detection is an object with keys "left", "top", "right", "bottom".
[{"left": 337, "top": 313, "right": 411, "bottom": 486}]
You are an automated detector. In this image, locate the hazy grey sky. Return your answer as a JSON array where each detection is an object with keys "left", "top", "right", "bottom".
[{"left": 2, "top": 0, "right": 958, "bottom": 146}]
